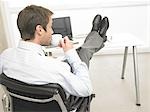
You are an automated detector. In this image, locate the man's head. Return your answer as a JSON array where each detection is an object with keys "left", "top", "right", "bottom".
[{"left": 17, "top": 5, "right": 54, "bottom": 46}]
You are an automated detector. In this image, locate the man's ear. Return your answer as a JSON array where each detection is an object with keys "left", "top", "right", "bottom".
[{"left": 35, "top": 25, "right": 43, "bottom": 35}]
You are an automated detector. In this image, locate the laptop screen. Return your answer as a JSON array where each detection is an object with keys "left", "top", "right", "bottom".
[{"left": 52, "top": 17, "right": 73, "bottom": 40}]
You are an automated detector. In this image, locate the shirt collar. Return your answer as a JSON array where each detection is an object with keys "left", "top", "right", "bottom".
[{"left": 18, "top": 41, "right": 45, "bottom": 56}]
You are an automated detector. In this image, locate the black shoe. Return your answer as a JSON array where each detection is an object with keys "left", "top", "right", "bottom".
[
  {"left": 99, "top": 17, "right": 109, "bottom": 42},
  {"left": 91, "top": 14, "right": 102, "bottom": 32}
]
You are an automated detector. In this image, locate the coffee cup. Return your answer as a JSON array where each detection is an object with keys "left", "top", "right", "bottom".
[{"left": 51, "top": 34, "right": 62, "bottom": 47}]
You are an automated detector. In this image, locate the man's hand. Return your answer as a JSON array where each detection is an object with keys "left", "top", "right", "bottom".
[{"left": 59, "top": 36, "right": 73, "bottom": 52}]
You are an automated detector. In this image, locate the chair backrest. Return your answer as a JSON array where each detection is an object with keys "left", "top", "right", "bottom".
[{"left": 0, "top": 73, "right": 68, "bottom": 112}]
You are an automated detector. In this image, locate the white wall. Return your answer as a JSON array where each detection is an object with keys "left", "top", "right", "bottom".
[
  {"left": 0, "top": 0, "right": 150, "bottom": 54},
  {"left": 0, "top": 4, "right": 8, "bottom": 53}
]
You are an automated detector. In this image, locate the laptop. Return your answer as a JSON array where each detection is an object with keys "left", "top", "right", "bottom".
[{"left": 52, "top": 16, "right": 73, "bottom": 40}]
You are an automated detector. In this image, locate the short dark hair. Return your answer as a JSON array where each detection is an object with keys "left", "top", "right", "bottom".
[{"left": 17, "top": 5, "right": 53, "bottom": 41}]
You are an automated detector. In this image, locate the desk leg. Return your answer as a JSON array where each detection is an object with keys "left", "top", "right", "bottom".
[
  {"left": 132, "top": 46, "right": 141, "bottom": 106},
  {"left": 121, "top": 46, "right": 128, "bottom": 79}
]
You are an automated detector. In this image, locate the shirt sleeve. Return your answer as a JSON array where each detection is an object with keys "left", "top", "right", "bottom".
[
  {"left": 65, "top": 49, "right": 87, "bottom": 71},
  {"left": 62, "top": 49, "right": 93, "bottom": 96}
]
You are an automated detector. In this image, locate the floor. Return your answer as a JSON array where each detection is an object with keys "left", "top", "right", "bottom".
[
  {"left": 0, "top": 53, "right": 149, "bottom": 112},
  {"left": 90, "top": 54, "right": 150, "bottom": 112}
]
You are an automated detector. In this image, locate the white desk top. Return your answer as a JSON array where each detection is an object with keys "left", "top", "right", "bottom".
[
  {"left": 105, "top": 33, "right": 144, "bottom": 48},
  {"left": 43, "top": 33, "right": 144, "bottom": 56}
]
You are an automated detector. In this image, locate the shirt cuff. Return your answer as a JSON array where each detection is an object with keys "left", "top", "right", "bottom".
[{"left": 65, "top": 49, "right": 81, "bottom": 65}]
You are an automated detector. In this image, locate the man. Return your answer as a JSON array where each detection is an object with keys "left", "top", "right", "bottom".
[{"left": 0, "top": 5, "right": 109, "bottom": 98}]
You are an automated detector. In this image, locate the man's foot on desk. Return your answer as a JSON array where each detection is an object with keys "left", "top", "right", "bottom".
[
  {"left": 99, "top": 17, "right": 109, "bottom": 42},
  {"left": 91, "top": 14, "right": 102, "bottom": 32},
  {"left": 84, "top": 14, "right": 102, "bottom": 43}
]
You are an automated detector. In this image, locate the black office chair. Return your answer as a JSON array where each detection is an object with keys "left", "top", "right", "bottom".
[{"left": 0, "top": 73, "right": 68, "bottom": 112}]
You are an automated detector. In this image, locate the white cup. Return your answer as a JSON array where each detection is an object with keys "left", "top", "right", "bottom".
[{"left": 51, "top": 34, "right": 63, "bottom": 47}]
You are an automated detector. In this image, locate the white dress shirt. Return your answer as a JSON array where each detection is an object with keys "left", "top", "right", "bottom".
[{"left": 0, "top": 41, "right": 92, "bottom": 97}]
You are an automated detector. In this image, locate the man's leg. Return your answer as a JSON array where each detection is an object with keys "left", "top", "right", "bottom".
[
  {"left": 76, "top": 31, "right": 104, "bottom": 68},
  {"left": 64, "top": 14, "right": 109, "bottom": 68},
  {"left": 66, "top": 15, "right": 109, "bottom": 112},
  {"left": 76, "top": 15, "right": 109, "bottom": 68}
]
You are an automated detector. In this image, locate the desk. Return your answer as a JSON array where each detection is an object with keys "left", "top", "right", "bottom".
[
  {"left": 104, "top": 33, "right": 143, "bottom": 106},
  {"left": 43, "top": 33, "right": 143, "bottom": 106}
]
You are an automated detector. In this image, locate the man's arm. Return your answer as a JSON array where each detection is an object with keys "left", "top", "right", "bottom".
[
  {"left": 64, "top": 49, "right": 93, "bottom": 96},
  {"left": 59, "top": 36, "right": 92, "bottom": 97}
]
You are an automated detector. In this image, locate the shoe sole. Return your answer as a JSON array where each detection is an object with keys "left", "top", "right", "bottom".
[{"left": 99, "top": 17, "right": 109, "bottom": 37}]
